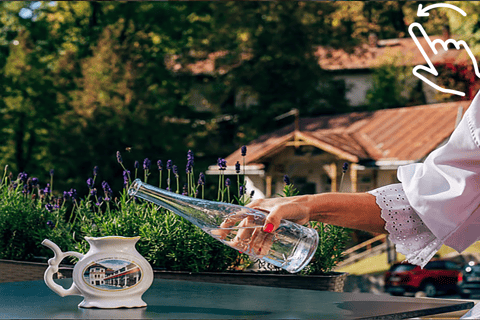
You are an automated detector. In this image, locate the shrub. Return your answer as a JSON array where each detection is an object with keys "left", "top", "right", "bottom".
[{"left": 0, "top": 148, "right": 350, "bottom": 275}]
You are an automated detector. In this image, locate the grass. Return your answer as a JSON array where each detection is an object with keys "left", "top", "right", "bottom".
[{"left": 335, "top": 242, "right": 480, "bottom": 276}]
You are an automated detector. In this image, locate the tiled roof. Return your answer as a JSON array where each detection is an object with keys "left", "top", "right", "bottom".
[
  {"left": 315, "top": 35, "right": 471, "bottom": 71},
  {"left": 221, "top": 100, "right": 471, "bottom": 169},
  {"left": 168, "top": 35, "right": 470, "bottom": 75}
]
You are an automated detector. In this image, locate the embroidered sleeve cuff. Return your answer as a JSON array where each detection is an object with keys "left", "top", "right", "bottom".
[{"left": 367, "top": 184, "right": 443, "bottom": 268}]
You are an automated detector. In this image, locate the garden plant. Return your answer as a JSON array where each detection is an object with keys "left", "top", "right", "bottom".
[{"left": 0, "top": 148, "right": 350, "bottom": 275}]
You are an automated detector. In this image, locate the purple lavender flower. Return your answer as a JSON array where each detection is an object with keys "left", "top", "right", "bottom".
[
  {"left": 31, "top": 177, "right": 38, "bottom": 187},
  {"left": 116, "top": 151, "right": 123, "bottom": 164},
  {"left": 217, "top": 158, "right": 226, "bottom": 171},
  {"left": 95, "top": 196, "right": 103, "bottom": 206},
  {"left": 46, "top": 220, "right": 55, "bottom": 229},
  {"left": 225, "top": 178, "right": 231, "bottom": 187},
  {"left": 198, "top": 172, "right": 205, "bottom": 186},
  {"left": 187, "top": 150, "right": 194, "bottom": 165},
  {"left": 186, "top": 159, "right": 193, "bottom": 174},
  {"left": 157, "top": 160, "right": 163, "bottom": 170},
  {"left": 123, "top": 170, "right": 130, "bottom": 178},
  {"left": 240, "top": 185, "right": 245, "bottom": 195},
  {"left": 68, "top": 188, "right": 77, "bottom": 200},
  {"left": 143, "top": 158, "right": 151, "bottom": 170},
  {"left": 22, "top": 184, "right": 28, "bottom": 194},
  {"left": 166, "top": 160, "right": 173, "bottom": 171},
  {"left": 102, "top": 181, "right": 113, "bottom": 197},
  {"left": 50, "top": 169, "right": 54, "bottom": 177},
  {"left": 182, "top": 183, "right": 187, "bottom": 196},
  {"left": 283, "top": 175, "right": 290, "bottom": 185},
  {"left": 123, "top": 170, "right": 130, "bottom": 186},
  {"left": 93, "top": 166, "right": 99, "bottom": 177},
  {"left": 90, "top": 188, "right": 97, "bottom": 196},
  {"left": 235, "top": 161, "right": 241, "bottom": 174},
  {"left": 63, "top": 191, "right": 70, "bottom": 199},
  {"left": 173, "top": 165, "right": 178, "bottom": 178},
  {"left": 18, "top": 172, "right": 28, "bottom": 183},
  {"left": 134, "top": 161, "right": 140, "bottom": 169},
  {"left": 342, "top": 162, "right": 349, "bottom": 173},
  {"left": 241, "top": 145, "right": 247, "bottom": 157},
  {"left": 45, "top": 203, "right": 53, "bottom": 212},
  {"left": 44, "top": 183, "right": 51, "bottom": 194},
  {"left": 87, "top": 177, "right": 94, "bottom": 189}
]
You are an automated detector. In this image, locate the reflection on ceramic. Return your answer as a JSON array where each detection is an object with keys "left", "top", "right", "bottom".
[{"left": 42, "top": 236, "right": 153, "bottom": 309}]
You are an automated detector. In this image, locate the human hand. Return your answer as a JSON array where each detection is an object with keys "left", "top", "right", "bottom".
[
  {"left": 246, "top": 195, "right": 311, "bottom": 233},
  {"left": 209, "top": 211, "right": 275, "bottom": 258}
]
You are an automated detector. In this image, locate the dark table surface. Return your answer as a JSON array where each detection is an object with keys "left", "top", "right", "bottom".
[{"left": 0, "top": 278, "right": 474, "bottom": 319}]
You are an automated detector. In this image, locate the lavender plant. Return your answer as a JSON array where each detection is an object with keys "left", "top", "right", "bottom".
[{"left": 1, "top": 148, "right": 349, "bottom": 274}]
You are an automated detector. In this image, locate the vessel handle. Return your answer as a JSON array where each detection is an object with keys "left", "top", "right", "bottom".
[{"left": 42, "top": 239, "right": 84, "bottom": 297}]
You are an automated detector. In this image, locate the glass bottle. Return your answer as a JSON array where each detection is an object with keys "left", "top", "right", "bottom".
[{"left": 128, "top": 179, "right": 318, "bottom": 273}]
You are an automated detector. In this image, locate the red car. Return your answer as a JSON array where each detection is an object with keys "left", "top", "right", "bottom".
[{"left": 384, "top": 260, "right": 461, "bottom": 297}]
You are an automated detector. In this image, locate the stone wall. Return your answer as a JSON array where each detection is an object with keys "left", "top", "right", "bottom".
[{"left": 0, "top": 259, "right": 73, "bottom": 283}]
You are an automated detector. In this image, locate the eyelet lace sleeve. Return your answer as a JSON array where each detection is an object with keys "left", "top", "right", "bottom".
[{"left": 367, "top": 183, "right": 443, "bottom": 268}]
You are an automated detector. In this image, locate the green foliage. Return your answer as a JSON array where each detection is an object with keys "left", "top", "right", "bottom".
[
  {"left": 278, "top": 179, "right": 350, "bottom": 275},
  {"left": 366, "top": 63, "right": 412, "bottom": 110},
  {"left": 301, "top": 221, "right": 351, "bottom": 275},
  {"left": 0, "top": 158, "right": 249, "bottom": 272},
  {"left": 72, "top": 189, "right": 242, "bottom": 272},
  {"left": 0, "top": 174, "right": 73, "bottom": 261},
  {"left": 278, "top": 184, "right": 299, "bottom": 198}
]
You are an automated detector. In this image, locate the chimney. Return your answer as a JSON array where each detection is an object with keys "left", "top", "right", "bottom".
[
  {"left": 368, "top": 32, "right": 378, "bottom": 47},
  {"left": 442, "top": 25, "right": 451, "bottom": 40}
]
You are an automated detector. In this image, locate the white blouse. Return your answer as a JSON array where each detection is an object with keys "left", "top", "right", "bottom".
[
  {"left": 367, "top": 90, "right": 480, "bottom": 268},
  {"left": 368, "top": 93, "right": 480, "bottom": 319}
]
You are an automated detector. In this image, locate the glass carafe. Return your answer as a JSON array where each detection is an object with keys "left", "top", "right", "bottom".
[{"left": 128, "top": 179, "right": 318, "bottom": 273}]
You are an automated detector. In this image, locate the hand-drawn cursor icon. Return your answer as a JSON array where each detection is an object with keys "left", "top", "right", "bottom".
[{"left": 408, "top": 22, "right": 480, "bottom": 97}]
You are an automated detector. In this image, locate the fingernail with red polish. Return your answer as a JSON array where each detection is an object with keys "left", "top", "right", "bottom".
[{"left": 264, "top": 223, "right": 274, "bottom": 233}]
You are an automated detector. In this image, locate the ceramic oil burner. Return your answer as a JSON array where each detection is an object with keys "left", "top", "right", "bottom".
[{"left": 42, "top": 236, "right": 153, "bottom": 308}]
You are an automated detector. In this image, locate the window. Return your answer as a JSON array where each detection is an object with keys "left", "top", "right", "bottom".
[
  {"left": 424, "top": 261, "right": 444, "bottom": 270},
  {"left": 390, "top": 264, "right": 416, "bottom": 272}
]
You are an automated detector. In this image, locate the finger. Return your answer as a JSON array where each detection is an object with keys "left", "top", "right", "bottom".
[
  {"left": 212, "top": 213, "right": 247, "bottom": 240},
  {"left": 251, "top": 207, "right": 270, "bottom": 214},
  {"left": 263, "top": 203, "right": 310, "bottom": 233},
  {"left": 245, "top": 199, "right": 263, "bottom": 208},
  {"left": 250, "top": 226, "right": 274, "bottom": 258},
  {"left": 230, "top": 217, "right": 255, "bottom": 253}
]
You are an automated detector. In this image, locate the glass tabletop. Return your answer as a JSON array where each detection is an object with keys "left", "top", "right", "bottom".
[{"left": 0, "top": 278, "right": 474, "bottom": 319}]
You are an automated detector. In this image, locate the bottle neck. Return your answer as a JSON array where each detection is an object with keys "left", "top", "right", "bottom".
[{"left": 128, "top": 179, "right": 212, "bottom": 228}]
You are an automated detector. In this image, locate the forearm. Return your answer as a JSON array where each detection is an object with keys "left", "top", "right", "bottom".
[{"left": 306, "top": 192, "right": 387, "bottom": 234}]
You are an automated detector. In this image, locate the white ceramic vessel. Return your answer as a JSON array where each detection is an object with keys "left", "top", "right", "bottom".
[{"left": 42, "top": 236, "right": 153, "bottom": 308}]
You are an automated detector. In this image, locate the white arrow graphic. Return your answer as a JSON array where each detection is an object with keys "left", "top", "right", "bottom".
[{"left": 417, "top": 3, "right": 466, "bottom": 17}]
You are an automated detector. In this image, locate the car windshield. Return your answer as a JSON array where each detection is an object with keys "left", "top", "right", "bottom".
[{"left": 390, "top": 264, "right": 415, "bottom": 272}]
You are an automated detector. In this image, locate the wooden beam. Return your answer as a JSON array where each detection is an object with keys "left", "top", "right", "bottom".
[
  {"left": 331, "top": 162, "right": 337, "bottom": 192},
  {"left": 295, "top": 131, "right": 359, "bottom": 163},
  {"left": 350, "top": 165, "right": 358, "bottom": 193},
  {"left": 266, "top": 176, "right": 272, "bottom": 198}
]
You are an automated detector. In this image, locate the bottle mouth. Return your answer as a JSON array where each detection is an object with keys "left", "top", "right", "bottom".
[{"left": 128, "top": 179, "right": 142, "bottom": 197}]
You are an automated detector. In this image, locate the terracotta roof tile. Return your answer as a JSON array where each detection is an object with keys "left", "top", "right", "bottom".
[
  {"left": 221, "top": 100, "right": 471, "bottom": 169},
  {"left": 168, "top": 35, "right": 470, "bottom": 76},
  {"left": 315, "top": 35, "right": 470, "bottom": 71}
]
